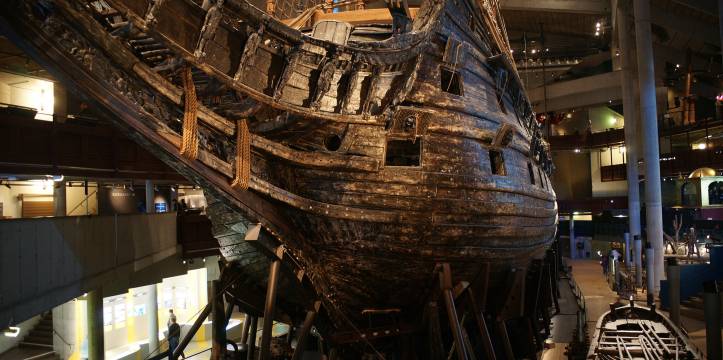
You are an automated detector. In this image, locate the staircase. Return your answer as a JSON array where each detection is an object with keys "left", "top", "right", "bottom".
[
  {"left": 19, "top": 312, "right": 54, "bottom": 351},
  {"left": 0, "top": 313, "right": 59, "bottom": 360}
]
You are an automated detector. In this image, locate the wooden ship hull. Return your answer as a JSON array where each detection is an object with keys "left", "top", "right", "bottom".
[
  {"left": 587, "top": 302, "right": 701, "bottom": 359},
  {"left": 0, "top": 0, "right": 558, "bottom": 356}
]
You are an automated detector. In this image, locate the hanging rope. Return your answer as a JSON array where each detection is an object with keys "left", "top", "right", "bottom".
[
  {"left": 230, "top": 119, "right": 251, "bottom": 190},
  {"left": 180, "top": 66, "right": 199, "bottom": 160}
]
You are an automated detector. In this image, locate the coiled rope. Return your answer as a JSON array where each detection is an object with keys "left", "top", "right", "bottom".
[
  {"left": 230, "top": 119, "right": 251, "bottom": 190},
  {"left": 180, "top": 66, "right": 199, "bottom": 160}
]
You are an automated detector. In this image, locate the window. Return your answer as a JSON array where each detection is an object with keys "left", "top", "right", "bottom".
[
  {"left": 385, "top": 139, "right": 421, "bottom": 166},
  {"left": 709, "top": 182, "right": 723, "bottom": 205},
  {"left": 489, "top": 149, "right": 506, "bottom": 175},
  {"left": 527, "top": 162, "right": 535, "bottom": 185},
  {"left": 440, "top": 67, "right": 463, "bottom": 96}
]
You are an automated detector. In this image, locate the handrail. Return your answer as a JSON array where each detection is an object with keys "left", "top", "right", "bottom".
[
  {"left": 53, "top": 328, "right": 73, "bottom": 348},
  {"left": 67, "top": 189, "right": 98, "bottom": 216}
]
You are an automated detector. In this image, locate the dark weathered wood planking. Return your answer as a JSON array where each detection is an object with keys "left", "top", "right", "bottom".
[{"left": 1, "top": 0, "right": 557, "bottom": 331}]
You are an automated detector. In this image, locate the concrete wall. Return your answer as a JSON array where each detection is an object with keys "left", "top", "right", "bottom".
[
  {"left": 0, "top": 213, "right": 178, "bottom": 326},
  {"left": 551, "top": 151, "right": 592, "bottom": 200},
  {"left": 52, "top": 299, "right": 84, "bottom": 360}
]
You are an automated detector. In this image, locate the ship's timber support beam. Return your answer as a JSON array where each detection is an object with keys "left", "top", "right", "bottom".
[
  {"left": 427, "top": 301, "right": 445, "bottom": 358},
  {"left": 291, "top": 301, "right": 321, "bottom": 360},
  {"left": 464, "top": 287, "right": 496, "bottom": 360},
  {"left": 242, "top": 224, "right": 321, "bottom": 358},
  {"left": 243, "top": 224, "right": 316, "bottom": 302},
  {"left": 211, "top": 280, "right": 227, "bottom": 360},
  {"left": 174, "top": 303, "right": 213, "bottom": 359},
  {"left": 495, "top": 267, "right": 526, "bottom": 359},
  {"left": 224, "top": 298, "right": 236, "bottom": 326},
  {"left": 240, "top": 312, "right": 252, "bottom": 346},
  {"left": 439, "top": 263, "right": 470, "bottom": 360},
  {"left": 246, "top": 316, "right": 259, "bottom": 360},
  {"left": 260, "top": 248, "right": 283, "bottom": 360}
]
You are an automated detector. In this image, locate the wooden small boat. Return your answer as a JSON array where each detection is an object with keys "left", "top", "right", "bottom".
[
  {"left": 0, "top": 0, "right": 558, "bottom": 356},
  {"left": 587, "top": 301, "right": 702, "bottom": 360}
]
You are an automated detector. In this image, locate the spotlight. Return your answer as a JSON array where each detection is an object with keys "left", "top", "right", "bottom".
[
  {"left": 574, "top": 148, "right": 581, "bottom": 153},
  {"left": 3, "top": 327, "right": 19, "bottom": 338}
]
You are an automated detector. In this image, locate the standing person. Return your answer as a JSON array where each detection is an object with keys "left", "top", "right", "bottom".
[
  {"left": 167, "top": 316, "right": 182, "bottom": 360},
  {"left": 601, "top": 252, "right": 609, "bottom": 275},
  {"left": 167, "top": 309, "right": 177, "bottom": 327}
]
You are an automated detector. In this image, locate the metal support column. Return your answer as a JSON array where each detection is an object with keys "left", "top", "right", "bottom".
[
  {"left": 211, "top": 280, "right": 226, "bottom": 360},
  {"left": 86, "top": 289, "right": 104, "bottom": 360},
  {"left": 617, "top": 2, "right": 642, "bottom": 256},
  {"left": 667, "top": 258, "right": 680, "bottom": 326},
  {"left": 439, "top": 263, "right": 468, "bottom": 360},
  {"left": 145, "top": 180, "right": 155, "bottom": 214},
  {"left": 624, "top": 233, "right": 631, "bottom": 268},
  {"left": 53, "top": 180, "right": 66, "bottom": 216},
  {"left": 246, "top": 316, "right": 258, "bottom": 360},
  {"left": 260, "top": 258, "right": 281, "bottom": 360},
  {"left": 634, "top": 0, "right": 664, "bottom": 294},
  {"left": 704, "top": 281, "right": 722, "bottom": 360},
  {"left": 645, "top": 244, "right": 655, "bottom": 305},
  {"left": 291, "top": 301, "right": 321, "bottom": 360},
  {"left": 147, "top": 284, "right": 160, "bottom": 357},
  {"left": 635, "top": 235, "right": 643, "bottom": 287}
]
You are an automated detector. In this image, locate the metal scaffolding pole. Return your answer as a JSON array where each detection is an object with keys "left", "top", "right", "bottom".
[
  {"left": 634, "top": 0, "right": 664, "bottom": 294},
  {"left": 617, "top": 2, "right": 642, "bottom": 255}
]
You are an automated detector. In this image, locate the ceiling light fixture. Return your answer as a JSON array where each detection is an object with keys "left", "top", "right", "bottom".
[{"left": 3, "top": 327, "right": 20, "bottom": 338}]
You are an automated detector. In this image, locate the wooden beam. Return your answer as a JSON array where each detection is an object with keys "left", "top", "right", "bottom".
[{"left": 303, "top": 7, "right": 419, "bottom": 26}]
